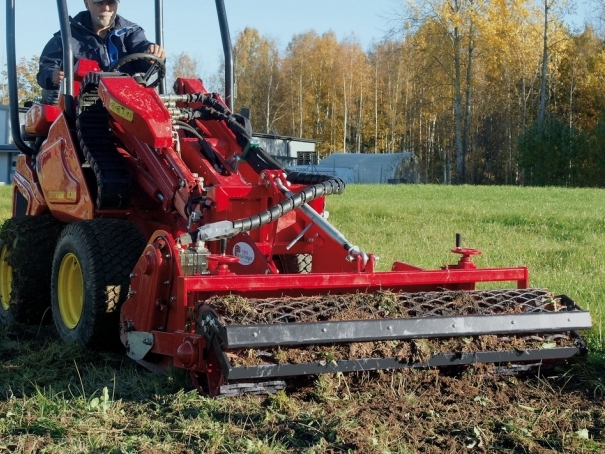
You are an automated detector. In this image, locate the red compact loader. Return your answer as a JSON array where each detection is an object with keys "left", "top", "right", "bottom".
[{"left": 1, "top": 0, "right": 591, "bottom": 396}]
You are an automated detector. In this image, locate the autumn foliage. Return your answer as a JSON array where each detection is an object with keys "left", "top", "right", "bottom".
[
  {"left": 3, "top": 2, "right": 605, "bottom": 187},
  {"left": 225, "top": 6, "right": 605, "bottom": 187}
]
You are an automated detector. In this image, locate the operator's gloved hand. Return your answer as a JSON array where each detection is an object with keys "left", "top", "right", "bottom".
[
  {"left": 146, "top": 44, "right": 166, "bottom": 61},
  {"left": 52, "top": 68, "right": 64, "bottom": 86}
]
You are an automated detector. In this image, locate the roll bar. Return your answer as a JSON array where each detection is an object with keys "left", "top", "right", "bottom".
[
  {"left": 5, "top": 0, "right": 235, "bottom": 153},
  {"left": 5, "top": 0, "right": 35, "bottom": 155},
  {"left": 57, "top": 0, "right": 75, "bottom": 122},
  {"left": 154, "top": 0, "right": 166, "bottom": 95},
  {"left": 215, "top": 0, "right": 234, "bottom": 111}
]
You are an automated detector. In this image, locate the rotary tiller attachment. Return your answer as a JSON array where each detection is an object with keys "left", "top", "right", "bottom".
[{"left": 190, "top": 288, "right": 590, "bottom": 396}]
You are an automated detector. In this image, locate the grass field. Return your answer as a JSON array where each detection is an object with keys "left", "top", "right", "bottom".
[
  {"left": 0, "top": 183, "right": 604, "bottom": 453},
  {"left": 327, "top": 185, "right": 604, "bottom": 349}
]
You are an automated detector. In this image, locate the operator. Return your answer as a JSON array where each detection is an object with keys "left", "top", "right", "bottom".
[{"left": 37, "top": 0, "right": 166, "bottom": 96}]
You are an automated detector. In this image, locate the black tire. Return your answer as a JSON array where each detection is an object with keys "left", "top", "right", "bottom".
[
  {"left": 50, "top": 220, "right": 146, "bottom": 348},
  {"left": 274, "top": 254, "right": 312, "bottom": 274},
  {"left": 0, "top": 215, "right": 64, "bottom": 325}
]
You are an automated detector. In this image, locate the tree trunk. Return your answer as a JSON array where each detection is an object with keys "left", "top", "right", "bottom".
[
  {"left": 538, "top": 0, "right": 549, "bottom": 127},
  {"left": 265, "top": 68, "right": 273, "bottom": 133},
  {"left": 374, "top": 61, "right": 378, "bottom": 153},
  {"left": 463, "top": 22, "right": 474, "bottom": 184},
  {"left": 454, "top": 26, "right": 465, "bottom": 184},
  {"left": 343, "top": 78, "right": 348, "bottom": 152},
  {"left": 299, "top": 74, "right": 303, "bottom": 137}
]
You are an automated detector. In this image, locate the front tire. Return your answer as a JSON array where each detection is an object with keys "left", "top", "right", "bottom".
[
  {"left": 0, "top": 216, "right": 63, "bottom": 325},
  {"left": 51, "top": 220, "right": 146, "bottom": 348}
]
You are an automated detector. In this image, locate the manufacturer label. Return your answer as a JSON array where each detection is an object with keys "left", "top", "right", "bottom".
[
  {"left": 233, "top": 242, "right": 254, "bottom": 266},
  {"left": 109, "top": 99, "right": 134, "bottom": 122},
  {"left": 48, "top": 191, "right": 64, "bottom": 199},
  {"left": 48, "top": 191, "right": 77, "bottom": 201}
]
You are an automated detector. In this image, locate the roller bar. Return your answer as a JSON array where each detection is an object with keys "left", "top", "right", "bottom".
[
  {"left": 221, "top": 347, "right": 584, "bottom": 380},
  {"left": 223, "top": 311, "right": 592, "bottom": 348}
]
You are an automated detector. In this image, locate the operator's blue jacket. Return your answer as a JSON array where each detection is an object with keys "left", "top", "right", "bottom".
[{"left": 37, "top": 11, "right": 154, "bottom": 90}]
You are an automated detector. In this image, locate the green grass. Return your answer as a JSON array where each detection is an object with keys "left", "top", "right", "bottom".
[
  {"left": 1, "top": 183, "right": 604, "bottom": 452},
  {"left": 327, "top": 185, "right": 605, "bottom": 349},
  {"left": 0, "top": 185, "right": 13, "bottom": 219},
  {"left": 1, "top": 183, "right": 602, "bottom": 346}
]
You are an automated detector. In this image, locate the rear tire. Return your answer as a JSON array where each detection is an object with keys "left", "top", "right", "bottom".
[
  {"left": 51, "top": 220, "right": 146, "bottom": 348},
  {"left": 0, "top": 216, "right": 63, "bottom": 325}
]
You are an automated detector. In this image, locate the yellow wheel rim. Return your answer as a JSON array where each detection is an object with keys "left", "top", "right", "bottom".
[
  {"left": 0, "top": 245, "right": 13, "bottom": 311},
  {"left": 57, "top": 253, "right": 84, "bottom": 329}
]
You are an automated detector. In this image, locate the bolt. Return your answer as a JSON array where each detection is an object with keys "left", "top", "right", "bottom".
[
  {"left": 163, "top": 280, "right": 170, "bottom": 285},
  {"left": 165, "top": 254, "right": 171, "bottom": 259},
  {"left": 129, "top": 273, "right": 137, "bottom": 278},
  {"left": 322, "top": 328, "right": 327, "bottom": 333},
  {"left": 452, "top": 324, "right": 456, "bottom": 328},
  {"left": 253, "top": 332, "right": 258, "bottom": 337},
  {"left": 143, "top": 338, "right": 153, "bottom": 345},
  {"left": 170, "top": 296, "right": 177, "bottom": 302},
  {"left": 387, "top": 326, "right": 393, "bottom": 331},
  {"left": 128, "top": 290, "right": 136, "bottom": 296},
  {"left": 511, "top": 320, "right": 515, "bottom": 325}
]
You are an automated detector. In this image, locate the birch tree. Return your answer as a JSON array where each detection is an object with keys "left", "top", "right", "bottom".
[{"left": 393, "top": 0, "right": 485, "bottom": 183}]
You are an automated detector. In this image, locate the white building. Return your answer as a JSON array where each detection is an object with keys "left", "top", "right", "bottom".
[
  {"left": 289, "top": 152, "right": 423, "bottom": 184},
  {"left": 252, "top": 132, "right": 319, "bottom": 167},
  {"left": 0, "top": 105, "right": 22, "bottom": 184}
]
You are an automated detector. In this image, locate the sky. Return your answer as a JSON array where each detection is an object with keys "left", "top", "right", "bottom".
[
  {"left": 0, "top": 0, "right": 595, "bottom": 84},
  {"left": 0, "top": 0, "right": 398, "bottom": 82}
]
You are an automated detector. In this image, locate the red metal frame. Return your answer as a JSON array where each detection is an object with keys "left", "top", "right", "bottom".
[{"left": 13, "top": 63, "right": 537, "bottom": 385}]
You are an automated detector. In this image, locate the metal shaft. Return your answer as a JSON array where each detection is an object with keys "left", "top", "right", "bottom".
[
  {"left": 5, "top": 0, "right": 34, "bottom": 154},
  {"left": 154, "top": 0, "right": 166, "bottom": 94},
  {"left": 215, "top": 0, "right": 234, "bottom": 111},
  {"left": 56, "top": 0, "right": 75, "bottom": 121},
  {"left": 275, "top": 179, "right": 368, "bottom": 265}
]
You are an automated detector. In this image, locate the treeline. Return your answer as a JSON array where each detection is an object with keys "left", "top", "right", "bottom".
[
  {"left": 3, "top": 1, "right": 605, "bottom": 187},
  {"left": 220, "top": 1, "right": 605, "bottom": 187}
]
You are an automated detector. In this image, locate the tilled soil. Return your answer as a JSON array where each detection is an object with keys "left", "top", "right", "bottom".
[
  {"left": 0, "top": 324, "right": 603, "bottom": 452},
  {"left": 280, "top": 365, "right": 605, "bottom": 453}
]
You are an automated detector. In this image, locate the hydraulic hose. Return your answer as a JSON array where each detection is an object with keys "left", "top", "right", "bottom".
[
  {"left": 286, "top": 171, "right": 336, "bottom": 185},
  {"left": 170, "top": 93, "right": 348, "bottom": 243},
  {"left": 173, "top": 93, "right": 343, "bottom": 185},
  {"left": 173, "top": 120, "right": 223, "bottom": 172},
  {"left": 197, "top": 177, "right": 345, "bottom": 241},
  {"left": 232, "top": 177, "right": 345, "bottom": 232}
]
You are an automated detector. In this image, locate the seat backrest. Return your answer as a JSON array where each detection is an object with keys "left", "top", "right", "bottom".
[{"left": 25, "top": 60, "right": 103, "bottom": 137}]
